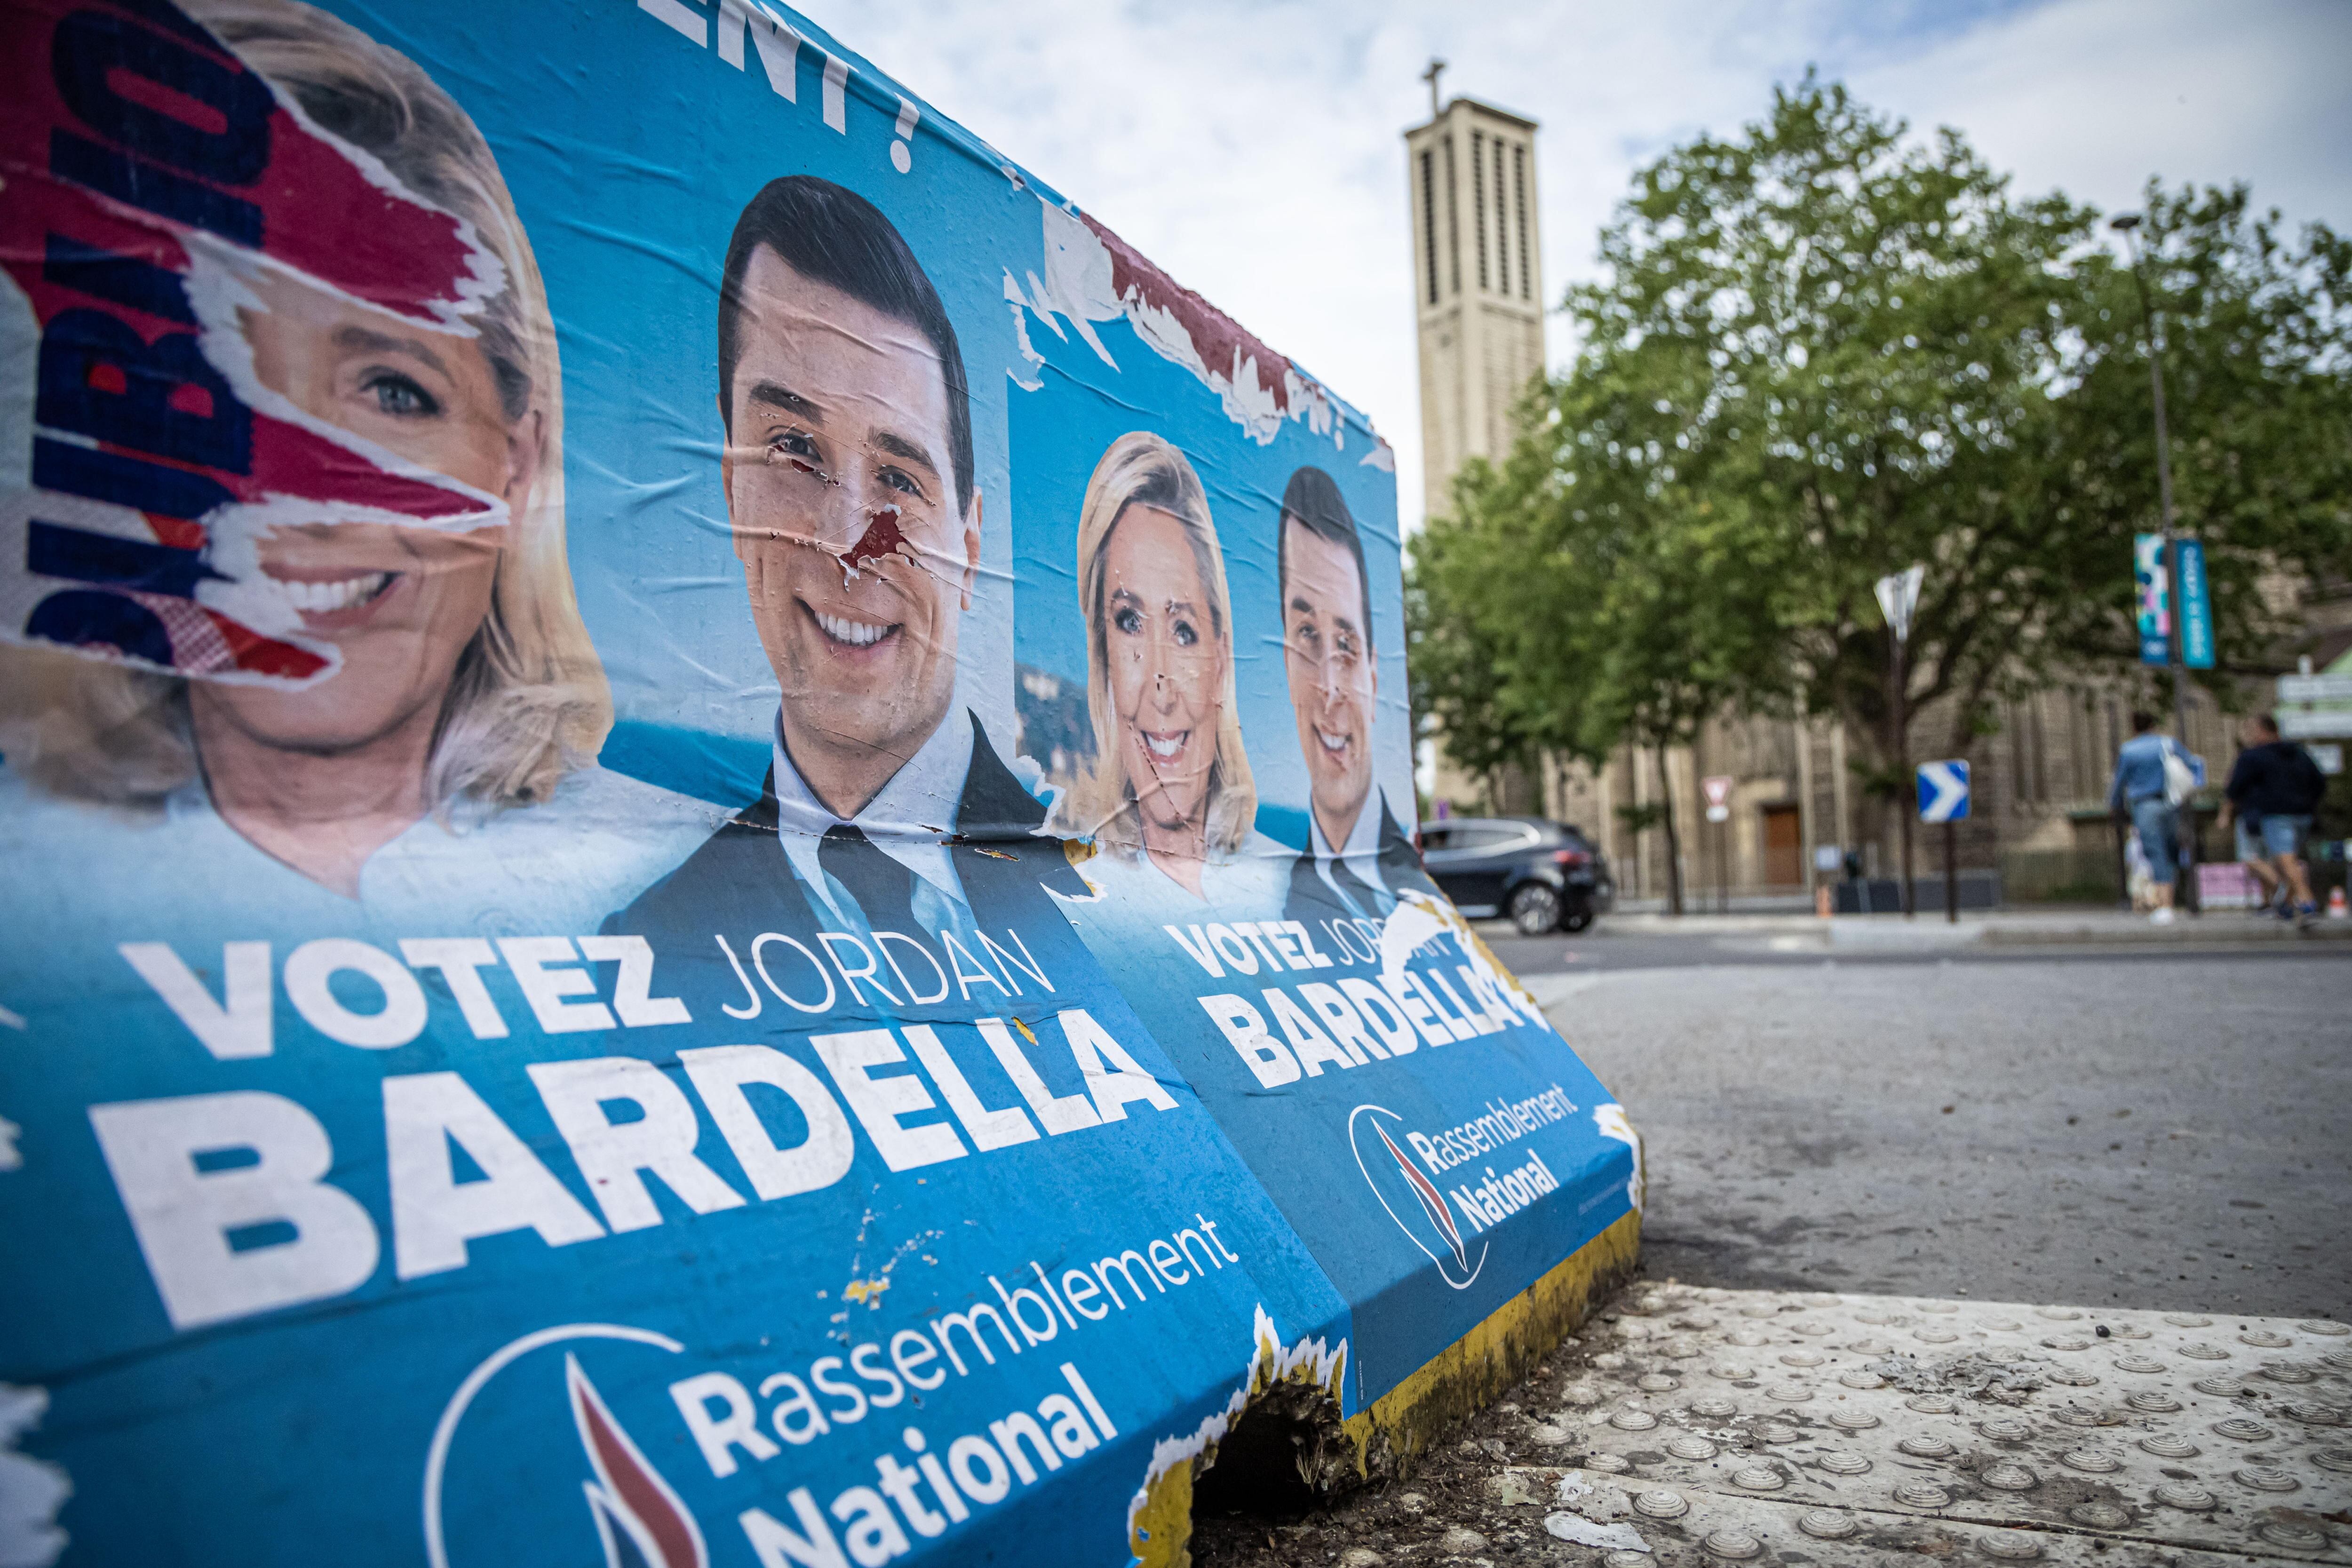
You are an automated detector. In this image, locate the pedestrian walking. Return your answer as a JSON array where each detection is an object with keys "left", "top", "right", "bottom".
[
  {"left": 2108, "top": 710, "right": 2192, "bottom": 925},
  {"left": 2218, "top": 712, "right": 2326, "bottom": 927}
]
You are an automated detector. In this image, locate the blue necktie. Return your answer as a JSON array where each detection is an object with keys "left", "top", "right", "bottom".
[{"left": 818, "top": 823, "right": 920, "bottom": 938}]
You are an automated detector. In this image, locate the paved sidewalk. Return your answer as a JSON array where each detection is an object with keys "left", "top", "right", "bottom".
[{"left": 1189, "top": 1285, "right": 2352, "bottom": 1567}]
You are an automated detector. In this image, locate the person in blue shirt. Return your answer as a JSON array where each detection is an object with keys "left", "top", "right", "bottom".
[{"left": 2108, "top": 710, "right": 2187, "bottom": 924}]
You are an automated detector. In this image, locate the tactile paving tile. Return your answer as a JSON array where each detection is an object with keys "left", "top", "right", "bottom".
[{"left": 1534, "top": 1284, "right": 2352, "bottom": 1564}]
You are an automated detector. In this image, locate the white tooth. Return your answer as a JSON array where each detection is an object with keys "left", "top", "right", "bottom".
[
  {"left": 818, "top": 611, "right": 889, "bottom": 646},
  {"left": 281, "top": 573, "right": 390, "bottom": 612}
]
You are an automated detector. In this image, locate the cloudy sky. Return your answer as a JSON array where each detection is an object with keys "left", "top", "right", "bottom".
[{"left": 795, "top": 0, "right": 2352, "bottom": 530}]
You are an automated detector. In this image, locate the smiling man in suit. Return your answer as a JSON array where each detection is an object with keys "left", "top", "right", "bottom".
[
  {"left": 612, "top": 176, "right": 1083, "bottom": 987},
  {"left": 1276, "top": 466, "right": 1422, "bottom": 925}
]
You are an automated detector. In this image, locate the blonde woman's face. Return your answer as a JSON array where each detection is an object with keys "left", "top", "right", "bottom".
[
  {"left": 203, "top": 268, "right": 531, "bottom": 753},
  {"left": 1102, "top": 502, "right": 1225, "bottom": 840}
]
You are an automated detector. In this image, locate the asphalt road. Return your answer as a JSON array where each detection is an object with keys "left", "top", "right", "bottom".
[{"left": 1541, "top": 952, "right": 2351, "bottom": 1319}]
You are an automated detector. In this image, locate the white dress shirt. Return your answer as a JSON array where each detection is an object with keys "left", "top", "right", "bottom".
[
  {"left": 769, "top": 708, "right": 976, "bottom": 936},
  {"left": 1308, "top": 787, "right": 1397, "bottom": 915}
]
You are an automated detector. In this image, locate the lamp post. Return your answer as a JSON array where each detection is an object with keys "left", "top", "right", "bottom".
[{"left": 2110, "top": 212, "right": 2198, "bottom": 908}]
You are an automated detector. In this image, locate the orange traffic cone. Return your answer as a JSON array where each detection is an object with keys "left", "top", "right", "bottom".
[{"left": 2329, "top": 885, "right": 2348, "bottom": 920}]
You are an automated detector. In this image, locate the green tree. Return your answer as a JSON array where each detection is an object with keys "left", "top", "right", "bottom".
[
  {"left": 1411, "top": 77, "right": 2352, "bottom": 905},
  {"left": 2049, "top": 183, "right": 2352, "bottom": 678},
  {"left": 1563, "top": 75, "right": 2109, "bottom": 808},
  {"left": 1405, "top": 465, "right": 1544, "bottom": 800},
  {"left": 1412, "top": 382, "right": 1776, "bottom": 913}
]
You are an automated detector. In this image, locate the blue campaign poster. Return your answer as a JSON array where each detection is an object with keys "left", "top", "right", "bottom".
[{"left": 0, "top": 1, "right": 1637, "bottom": 1562}]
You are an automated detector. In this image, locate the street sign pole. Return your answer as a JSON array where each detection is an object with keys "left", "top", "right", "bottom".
[
  {"left": 1894, "top": 634, "right": 1912, "bottom": 917},
  {"left": 2115, "top": 215, "right": 2197, "bottom": 913},
  {"left": 1917, "top": 759, "right": 1971, "bottom": 924},
  {"left": 1876, "top": 567, "right": 1923, "bottom": 921},
  {"left": 1944, "top": 820, "right": 1958, "bottom": 924},
  {"left": 1700, "top": 776, "right": 1735, "bottom": 915}
]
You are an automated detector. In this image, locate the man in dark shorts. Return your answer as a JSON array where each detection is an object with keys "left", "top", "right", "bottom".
[{"left": 2219, "top": 712, "right": 2326, "bottom": 926}]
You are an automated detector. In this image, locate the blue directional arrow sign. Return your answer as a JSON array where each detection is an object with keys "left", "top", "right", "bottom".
[{"left": 1918, "top": 759, "right": 1971, "bottom": 822}]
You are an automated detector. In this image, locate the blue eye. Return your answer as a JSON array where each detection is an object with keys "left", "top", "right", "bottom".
[
  {"left": 1172, "top": 619, "right": 1198, "bottom": 648},
  {"left": 366, "top": 371, "right": 438, "bottom": 418},
  {"left": 1113, "top": 605, "right": 1143, "bottom": 636}
]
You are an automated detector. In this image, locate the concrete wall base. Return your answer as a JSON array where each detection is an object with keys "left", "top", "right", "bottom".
[{"left": 1344, "top": 1210, "right": 1645, "bottom": 1483}]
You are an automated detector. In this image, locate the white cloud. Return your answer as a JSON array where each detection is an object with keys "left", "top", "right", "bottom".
[
  {"left": 1851, "top": 0, "right": 2352, "bottom": 229},
  {"left": 794, "top": 0, "right": 2351, "bottom": 531}
]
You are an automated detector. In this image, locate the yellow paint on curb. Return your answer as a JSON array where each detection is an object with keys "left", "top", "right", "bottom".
[
  {"left": 1337, "top": 1208, "right": 1642, "bottom": 1475},
  {"left": 1134, "top": 1210, "right": 1642, "bottom": 1567}
]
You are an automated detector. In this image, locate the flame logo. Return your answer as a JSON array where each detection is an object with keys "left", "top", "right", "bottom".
[
  {"left": 1375, "top": 1122, "right": 1469, "bottom": 1271},
  {"left": 567, "top": 1353, "right": 708, "bottom": 1568},
  {"left": 1346, "top": 1104, "right": 1486, "bottom": 1291}
]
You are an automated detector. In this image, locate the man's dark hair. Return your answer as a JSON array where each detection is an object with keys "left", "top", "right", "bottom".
[
  {"left": 1278, "top": 466, "right": 1373, "bottom": 644},
  {"left": 2253, "top": 712, "right": 2282, "bottom": 738},
  {"left": 718, "top": 176, "right": 973, "bottom": 513},
  {"left": 2131, "top": 710, "right": 2160, "bottom": 734}
]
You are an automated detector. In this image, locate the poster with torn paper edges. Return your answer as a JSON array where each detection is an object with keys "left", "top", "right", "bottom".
[{"left": 0, "top": 0, "right": 1631, "bottom": 1563}]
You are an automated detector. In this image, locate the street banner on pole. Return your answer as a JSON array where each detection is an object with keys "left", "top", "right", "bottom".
[
  {"left": 1917, "top": 761, "right": 1971, "bottom": 823},
  {"left": 2134, "top": 533, "right": 2171, "bottom": 665},
  {"left": 2177, "top": 540, "right": 2215, "bottom": 670},
  {"left": 0, "top": 4, "right": 1639, "bottom": 1563}
]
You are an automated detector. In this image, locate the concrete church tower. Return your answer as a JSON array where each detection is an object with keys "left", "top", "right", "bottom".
[{"left": 1404, "top": 73, "right": 1545, "bottom": 523}]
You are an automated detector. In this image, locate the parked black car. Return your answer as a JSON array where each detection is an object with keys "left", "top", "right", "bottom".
[{"left": 1417, "top": 816, "right": 1616, "bottom": 934}]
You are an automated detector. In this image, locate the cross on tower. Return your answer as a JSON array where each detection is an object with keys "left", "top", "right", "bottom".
[{"left": 1421, "top": 57, "right": 1446, "bottom": 119}]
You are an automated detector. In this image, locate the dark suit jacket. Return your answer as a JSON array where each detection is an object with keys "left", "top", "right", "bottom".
[
  {"left": 1282, "top": 791, "right": 1426, "bottom": 926},
  {"left": 604, "top": 711, "right": 1092, "bottom": 1029}
]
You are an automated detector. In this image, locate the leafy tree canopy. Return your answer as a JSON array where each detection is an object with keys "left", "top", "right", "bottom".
[{"left": 1408, "top": 74, "right": 2352, "bottom": 807}]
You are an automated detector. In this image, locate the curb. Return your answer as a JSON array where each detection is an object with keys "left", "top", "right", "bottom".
[{"left": 1485, "top": 915, "right": 2352, "bottom": 951}]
